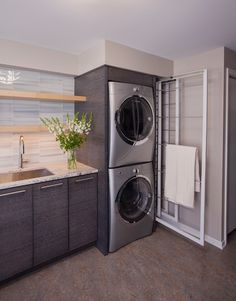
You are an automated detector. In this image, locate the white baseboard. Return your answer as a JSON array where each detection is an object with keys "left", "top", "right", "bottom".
[
  {"left": 204, "top": 235, "right": 225, "bottom": 250},
  {"left": 157, "top": 216, "right": 225, "bottom": 250}
]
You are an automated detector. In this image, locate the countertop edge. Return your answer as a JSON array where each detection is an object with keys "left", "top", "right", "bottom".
[{"left": 0, "top": 165, "right": 98, "bottom": 190}]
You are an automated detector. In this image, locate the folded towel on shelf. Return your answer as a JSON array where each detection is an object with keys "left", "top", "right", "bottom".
[{"left": 164, "top": 144, "right": 200, "bottom": 208}]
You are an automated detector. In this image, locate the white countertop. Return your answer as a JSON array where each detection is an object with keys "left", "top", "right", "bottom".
[{"left": 0, "top": 162, "right": 98, "bottom": 190}]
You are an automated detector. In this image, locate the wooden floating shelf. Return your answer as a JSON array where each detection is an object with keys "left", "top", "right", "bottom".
[
  {"left": 0, "top": 89, "right": 86, "bottom": 102},
  {"left": 0, "top": 125, "right": 48, "bottom": 133}
]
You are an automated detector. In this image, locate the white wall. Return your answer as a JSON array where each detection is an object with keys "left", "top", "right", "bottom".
[
  {"left": 174, "top": 47, "right": 225, "bottom": 243},
  {"left": 0, "top": 39, "right": 173, "bottom": 77},
  {"left": 0, "top": 39, "right": 79, "bottom": 75},
  {"left": 77, "top": 40, "right": 106, "bottom": 75},
  {"left": 104, "top": 40, "right": 173, "bottom": 77}
]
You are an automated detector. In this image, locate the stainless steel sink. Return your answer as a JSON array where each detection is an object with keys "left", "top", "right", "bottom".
[{"left": 0, "top": 168, "right": 54, "bottom": 184}]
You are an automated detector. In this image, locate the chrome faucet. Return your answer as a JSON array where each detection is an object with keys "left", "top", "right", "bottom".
[{"left": 19, "top": 135, "right": 25, "bottom": 169}]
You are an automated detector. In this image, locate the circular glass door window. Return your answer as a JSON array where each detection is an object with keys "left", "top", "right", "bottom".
[
  {"left": 115, "top": 95, "right": 153, "bottom": 145},
  {"left": 117, "top": 176, "right": 152, "bottom": 223}
]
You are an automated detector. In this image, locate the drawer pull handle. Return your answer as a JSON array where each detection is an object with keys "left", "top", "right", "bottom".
[
  {"left": 75, "top": 176, "right": 94, "bottom": 183},
  {"left": 0, "top": 189, "right": 26, "bottom": 197},
  {"left": 40, "top": 183, "right": 63, "bottom": 190}
]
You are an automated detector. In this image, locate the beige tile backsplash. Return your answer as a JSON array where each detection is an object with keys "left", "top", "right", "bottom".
[{"left": 0, "top": 67, "right": 75, "bottom": 171}]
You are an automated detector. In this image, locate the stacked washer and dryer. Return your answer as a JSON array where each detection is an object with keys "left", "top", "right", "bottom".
[{"left": 108, "top": 82, "right": 155, "bottom": 252}]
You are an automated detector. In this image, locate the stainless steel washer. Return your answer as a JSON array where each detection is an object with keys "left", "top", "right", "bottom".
[
  {"left": 109, "top": 162, "right": 154, "bottom": 252},
  {"left": 109, "top": 82, "right": 155, "bottom": 168}
]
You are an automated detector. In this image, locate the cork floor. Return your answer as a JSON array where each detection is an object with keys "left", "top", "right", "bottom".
[{"left": 0, "top": 226, "right": 236, "bottom": 301}]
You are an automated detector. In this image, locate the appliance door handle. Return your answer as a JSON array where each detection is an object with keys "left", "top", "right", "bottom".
[
  {"left": 0, "top": 189, "right": 26, "bottom": 197},
  {"left": 136, "top": 97, "right": 140, "bottom": 141},
  {"left": 40, "top": 182, "right": 63, "bottom": 190},
  {"left": 75, "top": 176, "right": 94, "bottom": 183},
  {"left": 131, "top": 97, "right": 139, "bottom": 142},
  {"left": 115, "top": 110, "right": 120, "bottom": 124}
]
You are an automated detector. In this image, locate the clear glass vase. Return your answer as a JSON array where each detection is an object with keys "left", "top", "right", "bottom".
[{"left": 67, "top": 149, "right": 77, "bottom": 170}]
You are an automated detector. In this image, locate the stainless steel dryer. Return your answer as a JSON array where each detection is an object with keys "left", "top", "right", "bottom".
[
  {"left": 109, "top": 82, "right": 155, "bottom": 168},
  {"left": 109, "top": 162, "right": 154, "bottom": 252}
]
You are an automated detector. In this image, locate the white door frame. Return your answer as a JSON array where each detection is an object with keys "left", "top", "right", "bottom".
[{"left": 223, "top": 68, "right": 236, "bottom": 247}]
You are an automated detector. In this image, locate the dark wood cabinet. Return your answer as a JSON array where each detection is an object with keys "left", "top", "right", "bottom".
[
  {"left": 75, "top": 66, "right": 156, "bottom": 254},
  {"left": 33, "top": 179, "right": 68, "bottom": 265},
  {"left": 0, "top": 186, "right": 33, "bottom": 281},
  {"left": 69, "top": 174, "right": 97, "bottom": 250},
  {"left": 0, "top": 172, "right": 97, "bottom": 282}
]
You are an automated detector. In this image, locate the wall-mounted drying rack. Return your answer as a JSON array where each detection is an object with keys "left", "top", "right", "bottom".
[{"left": 155, "top": 69, "right": 208, "bottom": 246}]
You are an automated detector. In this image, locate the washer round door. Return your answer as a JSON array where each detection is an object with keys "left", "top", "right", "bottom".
[
  {"left": 117, "top": 176, "right": 153, "bottom": 223},
  {"left": 115, "top": 95, "right": 153, "bottom": 145}
]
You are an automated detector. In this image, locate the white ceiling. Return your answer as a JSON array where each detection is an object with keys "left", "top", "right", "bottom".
[{"left": 1, "top": 0, "right": 236, "bottom": 59}]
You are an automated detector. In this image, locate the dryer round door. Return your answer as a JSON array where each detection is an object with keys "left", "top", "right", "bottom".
[
  {"left": 117, "top": 176, "right": 153, "bottom": 223},
  {"left": 115, "top": 95, "right": 153, "bottom": 145}
]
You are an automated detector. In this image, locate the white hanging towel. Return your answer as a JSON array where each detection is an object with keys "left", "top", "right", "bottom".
[{"left": 164, "top": 144, "right": 200, "bottom": 208}]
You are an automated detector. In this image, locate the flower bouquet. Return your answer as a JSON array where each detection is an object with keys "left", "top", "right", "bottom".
[{"left": 41, "top": 112, "right": 92, "bottom": 169}]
